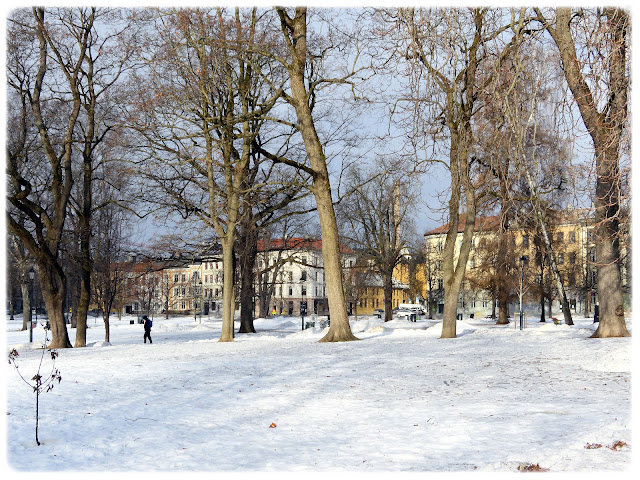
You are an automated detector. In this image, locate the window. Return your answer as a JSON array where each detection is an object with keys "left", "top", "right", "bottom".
[
  {"left": 438, "top": 278, "right": 443, "bottom": 290},
  {"left": 174, "top": 274, "right": 179, "bottom": 282},
  {"left": 522, "top": 235, "right": 529, "bottom": 247},
  {"left": 569, "top": 252, "right": 576, "bottom": 265},
  {"left": 557, "top": 253, "right": 564, "bottom": 265},
  {"left": 289, "top": 287, "right": 293, "bottom": 296},
  {"left": 302, "top": 285, "right": 307, "bottom": 296},
  {"left": 569, "top": 231, "right": 576, "bottom": 243},
  {"left": 301, "top": 271, "right": 307, "bottom": 281},
  {"left": 181, "top": 301, "right": 186, "bottom": 310},
  {"left": 568, "top": 272, "right": 576, "bottom": 286},
  {"left": 181, "top": 273, "right": 186, "bottom": 282},
  {"left": 557, "top": 232, "right": 564, "bottom": 243},
  {"left": 288, "top": 271, "right": 293, "bottom": 281},
  {"left": 302, "top": 256, "right": 307, "bottom": 265}
]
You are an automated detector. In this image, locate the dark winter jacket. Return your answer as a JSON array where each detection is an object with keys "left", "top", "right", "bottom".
[{"left": 144, "top": 318, "right": 152, "bottom": 332}]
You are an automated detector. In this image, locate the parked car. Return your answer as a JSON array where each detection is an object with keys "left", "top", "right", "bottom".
[{"left": 373, "top": 309, "right": 384, "bottom": 318}]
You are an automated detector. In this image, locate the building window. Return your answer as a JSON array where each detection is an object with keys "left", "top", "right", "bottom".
[
  {"left": 302, "top": 285, "right": 307, "bottom": 296},
  {"left": 569, "top": 252, "right": 576, "bottom": 265},
  {"left": 181, "top": 273, "right": 186, "bottom": 282},
  {"left": 289, "top": 287, "right": 293, "bottom": 296},
  {"left": 522, "top": 235, "right": 529, "bottom": 247},
  {"left": 438, "top": 278, "right": 443, "bottom": 290},
  {"left": 174, "top": 274, "right": 179, "bottom": 282},
  {"left": 557, "top": 253, "right": 564, "bottom": 265},
  {"left": 557, "top": 232, "right": 564, "bottom": 243},
  {"left": 301, "top": 270, "right": 307, "bottom": 281},
  {"left": 569, "top": 231, "right": 576, "bottom": 243}
]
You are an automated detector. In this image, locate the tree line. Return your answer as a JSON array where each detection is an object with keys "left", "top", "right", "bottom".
[{"left": 6, "top": 7, "right": 630, "bottom": 348}]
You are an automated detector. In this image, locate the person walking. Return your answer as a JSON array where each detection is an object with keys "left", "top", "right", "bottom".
[{"left": 143, "top": 315, "right": 152, "bottom": 343}]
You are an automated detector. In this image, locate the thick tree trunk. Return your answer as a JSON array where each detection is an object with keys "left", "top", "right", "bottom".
[
  {"left": 591, "top": 144, "right": 629, "bottom": 337},
  {"left": 237, "top": 220, "right": 258, "bottom": 334},
  {"left": 278, "top": 7, "right": 357, "bottom": 342},
  {"left": 542, "top": 7, "right": 629, "bottom": 337},
  {"left": 38, "top": 262, "right": 72, "bottom": 349},
  {"left": 441, "top": 140, "right": 476, "bottom": 339}
]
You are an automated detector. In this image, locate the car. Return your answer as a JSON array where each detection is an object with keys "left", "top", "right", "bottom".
[
  {"left": 373, "top": 308, "right": 384, "bottom": 318},
  {"left": 395, "top": 308, "right": 413, "bottom": 318}
]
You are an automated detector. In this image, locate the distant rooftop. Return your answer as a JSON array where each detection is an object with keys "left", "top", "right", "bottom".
[{"left": 257, "top": 237, "right": 354, "bottom": 255}]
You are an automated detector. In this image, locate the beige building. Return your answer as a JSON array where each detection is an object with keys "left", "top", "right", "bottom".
[{"left": 422, "top": 210, "right": 623, "bottom": 319}]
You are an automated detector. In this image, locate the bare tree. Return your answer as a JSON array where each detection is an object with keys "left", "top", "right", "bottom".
[
  {"left": 338, "top": 159, "right": 416, "bottom": 322},
  {"left": 6, "top": 8, "right": 88, "bottom": 348},
  {"left": 131, "top": 8, "right": 285, "bottom": 342},
  {"left": 273, "top": 7, "right": 361, "bottom": 342},
  {"left": 390, "top": 7, "right": 530, "bottom": 337},
  {"left": 534, "top": 8, "right": 630, "bottom": 337}
]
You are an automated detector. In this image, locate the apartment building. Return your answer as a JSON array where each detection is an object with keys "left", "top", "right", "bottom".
[{"left": 422, "top": 210, "right": 620, "bottom": 319}]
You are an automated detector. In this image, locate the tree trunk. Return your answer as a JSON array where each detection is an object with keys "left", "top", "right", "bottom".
[
  {"left": 219, "top": 238, "right": 236, "bottom": 342},
  {"left": 541, "top": 7, "right": 629, "bottom": 337},
  {"left": 441, "top": 142, "right": 476, "bottom": 339},
  {"left": 237, "top": 219, "right": 258, "bottom": 334},
  {"left": 21, "top": 280, "right": 31, "bottom": 331},
  {"left": 277, "top": 7, "right": 357, "bottom": 342},
  {"left": 38, "top": 262, "right": 72, "bottom": 349},
  {"left": 103, "top": 315, "right": 110, "bottom": 343},
  {"left": 383, "top": 272, "right": 394, "bottom": 322},
  {"left": 591, "top": 144, "right": 628, "bottom": 337}
]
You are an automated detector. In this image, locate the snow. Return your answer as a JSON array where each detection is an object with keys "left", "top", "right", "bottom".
[{"left": 3, "top": 313, "right": 634, "bottom": 474}]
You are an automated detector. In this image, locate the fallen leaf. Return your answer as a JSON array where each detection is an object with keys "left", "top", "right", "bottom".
[{"left": 269, "top": 423, "right": 277, "bottom": 428}]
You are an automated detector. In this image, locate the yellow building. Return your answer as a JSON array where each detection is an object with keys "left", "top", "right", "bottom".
[
  {"left": 422, "top": 210, "right": 613, "bottom": 319},
  {"left": 350, "top": 273, "right": 410, "bottom": 316}
]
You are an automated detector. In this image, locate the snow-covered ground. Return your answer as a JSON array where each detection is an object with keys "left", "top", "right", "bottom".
[{"left": 3, "top": 313, "right": 633, "bottom": 473}]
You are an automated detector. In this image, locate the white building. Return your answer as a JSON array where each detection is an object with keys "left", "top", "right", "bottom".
[{"left": 255, "top": 237, "right": 356, "bottom": 317}]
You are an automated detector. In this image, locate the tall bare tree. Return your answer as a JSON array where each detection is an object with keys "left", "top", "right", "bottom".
[
  {"left": 6, "top": 8, "right": 89, "bottom": 348},
  {"left": 273, "top": 7, "right": 360, "bottom": 342},
  {"left": 391, "top": 7, "right": 529, "bottom": 337},
  {"left": 534, "top": 8, "right": 630, "bottom": 337},
  {"left": 131, "top": 8, "right": 285, "bottom": 342}
]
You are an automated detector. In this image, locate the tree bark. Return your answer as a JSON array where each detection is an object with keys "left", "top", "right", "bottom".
[
  {"left": 539, "top": 7, "right": 629, "bottom": 337},
  {"left": 277, "top": 7, "right": 357, "bottom": 342}
]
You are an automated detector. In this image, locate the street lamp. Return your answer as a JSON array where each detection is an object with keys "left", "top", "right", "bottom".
[
  {"left": 28, "top": 268, "right": 35, "bottom": 342},
  {"left": 519, "top": 256, "right": 527, "bottom": 331},
  {"left": 198, "top": 280, "right": 203, "bottom": 324}
]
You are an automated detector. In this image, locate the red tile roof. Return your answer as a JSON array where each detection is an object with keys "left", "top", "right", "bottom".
[{"left": 257, "top": 237, "right": 354, "bottom": 254}]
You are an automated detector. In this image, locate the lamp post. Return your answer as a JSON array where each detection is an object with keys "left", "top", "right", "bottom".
[
  {"left": 28, "top": 268, "right": 35, "bottom": 342},
  {"left": 519, "top": 256, "right": 527, "bottom": 331},
  {"left": 199, "top": 280, "right": 203, "bottom": 324}
]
